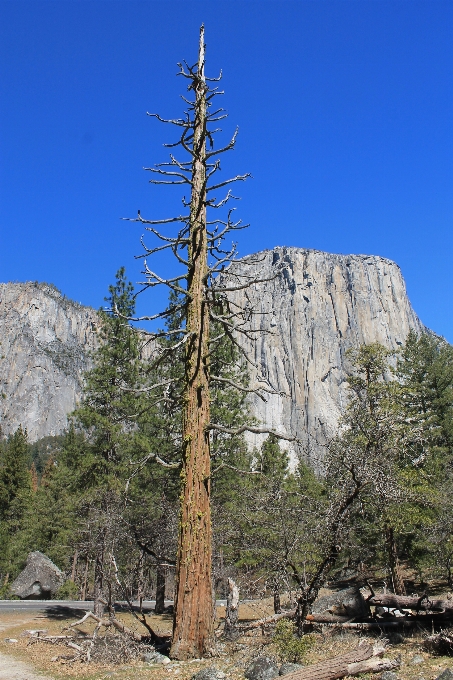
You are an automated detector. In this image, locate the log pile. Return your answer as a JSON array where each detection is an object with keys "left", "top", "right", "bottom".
[{"left": 237, "top": 589, "right": 453, "bottom": 635}]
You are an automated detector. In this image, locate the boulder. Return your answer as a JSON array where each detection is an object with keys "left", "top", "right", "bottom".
[
  {"left": 410, "top": 655, "right": 424, "bottom": 665},
  {"left": 142, "top": 650, "right": 171, "bottom": 665},
  {"left": 280, "top": 663, "right": 304, "bottom": 676},
  {"left": 245, "top": 657, "right": 279, "bottom": 680},
  {"left": 379, "top": 672, "right": 399, "bottom": 680},
  {"left": 436, "top": 671, "right": 453, "bottom": 680},
  {"left": 191, "top": 668, "right": 227, "bottom": 680},
  {"left": 311, "top": 587, "right": 369, "bottom": 618},
  {"left": 11, "top": 551, "right": 64, "bottom": 599}
]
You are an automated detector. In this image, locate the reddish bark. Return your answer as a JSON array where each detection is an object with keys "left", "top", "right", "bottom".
[{"left": 170, "top": 25, "right": 213, "bottom": 660}]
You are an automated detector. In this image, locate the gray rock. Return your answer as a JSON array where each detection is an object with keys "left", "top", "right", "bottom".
[
  {"left": 1, "top": 248, "right": 426, "bottom": 454},
  {"left": 379, "top": 672, "right": 399, "bottom": 680},
  {"left": 280, "top": 662, "right": 304, "bottom": 675},
  {"left": 11, "top": 551, "right": 63, "bottom": 599},
  {"left": 435, "top": 670, "right": 453, "bottom": 680},
  {"left": 389, "top": 633, "right": 404, "bottom": 645},
  {"left": 245, "top": 657, "right": 279, "bottom": 680},
  {"left": 410, "top": 655, "right": 424, "bottom": 665},
  {"left": 227, "top": 247, "right": 425, "bottom": 467},
  {"left": 191, "top": 668, "right": 227, "bottom": 680},
  {"left": 0, "top": 281, "right": 99, "bottom": 441},
  {"left": 311, "top": 587, "right": 369, "bottom": 618},
  {"left": 142, "top": 650, "right": 170, "bottom": 664}
]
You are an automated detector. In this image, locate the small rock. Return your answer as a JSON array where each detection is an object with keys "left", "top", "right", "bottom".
[
  {"left": 245, "top": 657, "right": 279, "bottom": 680},
  {"left": 410, "top": 656, "right": 424, "bottom": 665},
  {"left": 4, "top": 638, "right": 18, "bottom": 643},
  {"left": 379, "top": 672, "right": 399, "bottom": 680},
  {"left": 280, "top": 662, "right": 304, "bottom": 676},
  {"left": 143, "top": 650, "right": 171, "bottom": 665},
  {"left": 436, "top": 670, "right": 453, "bottom": 680},
  {"left": 23, "top": 629, "right": 48, "bottom": 636},
  {"left": 389, "top": 633, "right": 404, "bottom": 645},
  {"left": 191, "top": 668, "right": 227, "bottom": 680}
]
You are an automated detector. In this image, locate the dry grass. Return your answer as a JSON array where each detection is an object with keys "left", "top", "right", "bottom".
[{"left": 1, "top": 601, "right": 452, "bottom": 680}]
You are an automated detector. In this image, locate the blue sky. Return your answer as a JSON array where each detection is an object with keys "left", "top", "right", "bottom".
[{"left": 1, "top": 0, "right": 452, "bottom": 340}]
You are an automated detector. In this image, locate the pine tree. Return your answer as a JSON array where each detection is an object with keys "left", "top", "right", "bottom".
[
  {"left": 61, "top": 268, "right": 151, "bottom": 614},
  {"left": 0, "top": 426, "right": 32, "bottom": 584}
]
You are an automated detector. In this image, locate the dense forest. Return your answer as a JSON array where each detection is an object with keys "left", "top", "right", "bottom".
[{"left": 1, "top": 268, "right": 452, "bottom": 613}]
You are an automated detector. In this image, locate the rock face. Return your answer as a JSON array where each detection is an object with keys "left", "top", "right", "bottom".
[
  {"left": 0, "top": 282, "right": 98, "bottom": 441},
  {"left": 227, "top": 247, "right": 425, "bottom": 466},
  {"left": 11, "top": 551, "right": 64, "bottom": 599},
  {"left": 0, "top": 247, "right": 426, "bottom": 451}
]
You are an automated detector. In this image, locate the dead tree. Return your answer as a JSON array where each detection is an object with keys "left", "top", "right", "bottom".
[
  {"left": 122, "top": 25, "right": 294, "bottom": 659},
  {"left": 155, "top": 564, "right": 166, "bottom": 614},
  {"left": 224, "top": 577, "right": 240, "bottom": 640},
  {"left": 385, "top": 523, "right": 406, "bottom": 595}
]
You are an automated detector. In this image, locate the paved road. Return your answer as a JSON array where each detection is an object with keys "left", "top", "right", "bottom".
[{"left": 0, "top": 599, "right": 228, "bottom": 613}]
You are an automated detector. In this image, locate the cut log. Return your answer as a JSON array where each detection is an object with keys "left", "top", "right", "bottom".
[
  {"left": 368, "top": 593, "right": 453, "bottom": 615},
  {"left": 280, "top": 642, "right": 398, "bottom": 680},
  {"left": 423, "top": 632, "right": 453, "bottom": 656},
  {"left": 306, "top": 614, "right": 353, "bottom": 624}
]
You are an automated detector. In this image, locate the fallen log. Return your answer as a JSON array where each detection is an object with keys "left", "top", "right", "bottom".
[
  {"left": 281, "top": 642, "right": 399, "bottom": 680},
  {"left": 306, "top": 614, "right": 353, "bottom": 624},
  {"left": 238, "top": 608, "right": 296, "bottom": 631},
  {"left": 368, "top": 593, "right": 453, "bottom": 615},
  {"left": 319, "top": 621, "right": 415, "bottom": 630}
]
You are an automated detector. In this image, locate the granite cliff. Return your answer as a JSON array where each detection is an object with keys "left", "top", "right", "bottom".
[
  {"left": 0, "top": 248, "right": 425, "bottom": 450},
  {"left": 226, "top": 247, "right": 425, "bottom": 466},
  {"left": 0, "top": 282, "right": 99, "bottom": 441}
]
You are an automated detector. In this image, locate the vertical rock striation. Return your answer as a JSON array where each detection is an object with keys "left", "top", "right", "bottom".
[
  {"left": 0, "top": 282, "right": 98, "bottom": 441},
  {"left": 0, "top": 248, "right": 426, "bottom": 455},
  {"left": 226, "top": 247, "right": 425, "bottom": 467}
]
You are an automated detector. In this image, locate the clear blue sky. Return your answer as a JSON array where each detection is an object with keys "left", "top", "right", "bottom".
[{"left": 1, "top": 1, "right": 452, "bottom": 341}]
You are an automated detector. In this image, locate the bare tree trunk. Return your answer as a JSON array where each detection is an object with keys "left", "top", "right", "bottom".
[
  {"left": 71, "top": 550, "right": 78, "bottom": 583},
  {"left": 155, "top": 564, "right": 166, "bottom": 614},
  {"left": 385, "top": 524, "right": 406, "bottom": 595},
  {"left": 274, "top": 587, "right": 282, "bottom": 614},
  {"left": 224, "top": 578, "right": 239, "bottom": 640},
  {"left": 93, "top": 552, "right": 105, "bottom": 618},
  {"left": 81, "top": 557, "right": 89, "bottom": 601},
  {"left": 171, "top": 25, "right": 213, "bottom": 660}
]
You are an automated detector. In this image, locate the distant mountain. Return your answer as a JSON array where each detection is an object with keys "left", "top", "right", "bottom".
[{"left": 0, "top": 249, "right": 426, "bottom": 453}]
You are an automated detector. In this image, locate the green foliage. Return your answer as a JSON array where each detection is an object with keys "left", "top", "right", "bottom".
[
  {"left": 274, "top": 619, "right": 314, "bottom": 662},
  {"left": 0, "top": 426, "right": 33, "bottom": 580},
  {"left": 56, "top": 579, "right": 79, "bottom": 599}
]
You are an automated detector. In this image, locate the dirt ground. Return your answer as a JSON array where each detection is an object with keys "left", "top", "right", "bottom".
[{"left": 0, "top": 596, "right": 452, "bottom": 680}]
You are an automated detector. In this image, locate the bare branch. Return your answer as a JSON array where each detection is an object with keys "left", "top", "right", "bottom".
[{"left": 208, "top": 423, "right": 298, "bottom": 443}]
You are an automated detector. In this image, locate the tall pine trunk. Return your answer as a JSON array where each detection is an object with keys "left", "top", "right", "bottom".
[
  {"left": 385, "top": 524, "right": 406, "bottom": 596},
  {"left": 155, "top": 564, "right": 166, "bottom": 614},
  {"left": 170, "top": 26, "right": 213, "bottom": 659}
]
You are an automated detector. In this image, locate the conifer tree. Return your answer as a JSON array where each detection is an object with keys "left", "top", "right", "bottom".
[{"left": 0, "top": 426, "right": 32, "bottom": 584}]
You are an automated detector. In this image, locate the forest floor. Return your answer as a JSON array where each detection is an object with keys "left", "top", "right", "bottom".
[{"left": 0, "top": 592, "right": 452, "bottom": 680}]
